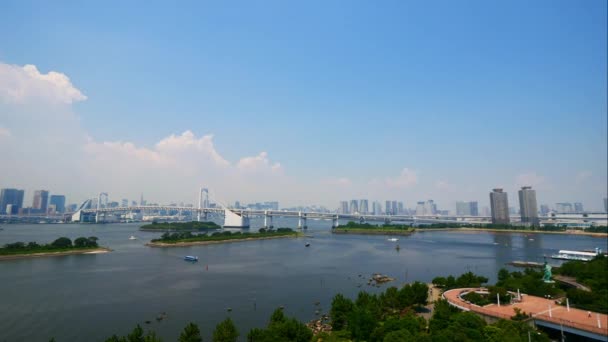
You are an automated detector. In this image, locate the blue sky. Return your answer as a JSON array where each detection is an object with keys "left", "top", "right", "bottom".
[{"left": 0, "top": 0, "right": 606, "bottom": 210}]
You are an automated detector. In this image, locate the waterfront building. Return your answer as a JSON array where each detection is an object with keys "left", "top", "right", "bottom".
[
  {"left": 481, "top": 206, "right": 491, "bottom": 217},
  {"left": 359, "top": 199, "right": 369, "bottom": 214},
  {"left": 372, "top": 201, "right": 382, "bottom": 215},
  {"left": 385, "top": 200, "right": 392, "bottom": 215},
  {"left": 470, "top": 201, "right": 479, "bottom": 216},
  {"left": 415, "top": 201, "right": 425, "bottom": 215},
  {"left": 121, "top": 199, "right": 128, "bottom": 207},
  {"left": 555, "top": 202, "right": 573, "bottom": 213},
  {"left": 540, "top": 204, "right": 550, "bottom": 216},
  {"left": 518, "top": 186, "right": 539, "bottom": 226},
  {"left": 0, "top": 188, "right": 25, "bottom": 214},
  {"left": 573, "top": 202, "right": 584, "bottom": 213},
  {"left": 32, "top": 190, "right": 49, "bottom": 213},
  {"left": 423, "top": 200, "right": 436, "bottom": 215},
  {"left": 456, "top": 201, "right": 471, "bottom": 216},
  {"left": 349, "top": 200, "right": 359, "bottom": 214},
  {"left": 339, "top": 201, "right": 349, "bottom": 214},
  {"left": 391, "top": 201, "right": 398, "bottom": 216},
  {"left": 49, "top": 195, "right": 66, "bottom": 213},
  {"left": 397, "top": 202, "right": 404, "bottom": 214},
  {"left": 490, "top": 188, "right": 510, "bottom": 224}
]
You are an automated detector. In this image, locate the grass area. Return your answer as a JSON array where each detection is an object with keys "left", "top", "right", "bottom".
[
  {"left": 139, "top": 221, "right": 221, "bottom": 231},
  {"left": 150, "top": 228, "right": 298, "bottom": 244},
  {"left": 333, "top": 221, "right": 414, "bottom": 233}
]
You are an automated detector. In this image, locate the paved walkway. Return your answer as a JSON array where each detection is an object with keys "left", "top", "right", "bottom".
[{"left": 443, "top": 288, "right": 608, "bottom": 337}]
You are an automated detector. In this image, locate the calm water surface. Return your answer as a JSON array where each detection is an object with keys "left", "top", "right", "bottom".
[{"left": 0, "top": 219, "right": 604, "bottom": 341}]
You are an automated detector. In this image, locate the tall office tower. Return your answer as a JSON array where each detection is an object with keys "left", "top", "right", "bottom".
[
  {"left": 385, "top": 201, "right": 392, "bottom": 215},
  {"left": 415, "top": 201, "right": 426, "bottom": 215},
  {"left": 605, "top": 198, "right": 608, "bottom": 212},
  {"left": 540, "top": 204, "right": 550, "bottom": 216},
  {"left": 339, "top": 201, "right": 349, "bottom": 214},
  {"left": 469, "top": 201, "right": 479, "bottom": 216},
  {"left": 32, "top": 190, "right": 49, "bottom": 213},
  {"left": 423, "top": 200, "right": 436, "bottom": 215},
  {"left": 349, "top": 200, "right": 359, "bottom": 214},
  {"left": 49, "top": 195, "right": 66, "bottom": 213},
  {"left": 372, "top": 201, "right": 382, "bottom": 215},
  {"left": 555, "top": 203, "right": 573, "bottom": 213},
  {"left": 518, "top": 186, "right": 539, "bottom": 226},
  {"left": 359, "top": 199, "right": 369, "bottom": 214},
  {"left": 391, "top": 201, "right": 398, "bottom": 216},
  {"left": 490, "top": 188, "right": 510, "bottom": 224},
  {"left": 121, "top": 199, "right": 128, "bottom": 207},
  {"left": 573, "top": 202, "right": 584, "bottom": 213},
  {"left": 456, "top": 201, "right": 471, "bottom": 216},
  {"left": 140, "top": 193, "right": 145, "bottom": 206},
  {"left": 397, "top": 202, "right": 404, "bottom": 214},
  {"left": 0, "top": 188, "right": 25, "bottom": 214}
]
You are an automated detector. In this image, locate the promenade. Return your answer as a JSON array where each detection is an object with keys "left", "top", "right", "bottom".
[{"left": 443, "top": 288, "right": 608, "bottom": 338}]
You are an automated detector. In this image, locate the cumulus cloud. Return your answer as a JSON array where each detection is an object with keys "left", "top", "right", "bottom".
[
  {"left": 516, "top": 172, "right": 545, "bottom": 188},
  {"left": 0, "top": 126, "right": 10, "bottom": 138},
  {"left": 237, "top": 152, "right": 283, "bottom": 173},
  {"left": 0, "top": 62, "right": 87, "bottom": 105},
  {"left": 575, "top": 170, "right": 592, "bottom": 185},
  {"left": 384, "top": 168, "right": 418, "bottom": 188}
]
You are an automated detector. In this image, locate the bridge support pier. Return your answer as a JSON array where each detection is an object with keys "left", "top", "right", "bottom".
[
  {"left": 332, "top": 216, "right": 339, "bottom": 228},
  {"left": 298, "top": 212, "right": 308, "bottom": 229},
  {"left": 264, "top": 211, "right": 274, "bottom": 228}
]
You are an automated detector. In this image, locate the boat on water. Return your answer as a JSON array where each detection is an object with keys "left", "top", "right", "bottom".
[
  {"left": 305, "top": 243, "right": 311, "bottom": 247},
  {"left": 551, "top": 248, "right": 601, "bottom": 262},
  {"left": 387, "top": 238, "right": 399, "bottom": 242},
  {"left": 184, "top": 256, "right": 199, "bottom": 262},
  {"left": 129, "top": 236, "right": 137, "bottom": 240}
]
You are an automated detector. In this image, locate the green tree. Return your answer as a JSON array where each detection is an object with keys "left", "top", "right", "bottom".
[
  {"left": 179, "top": 322, "right": 203, "bottom": 342},
  {"left": 383, "top": 329, "right": 417, "bottom": 342},
  {"left": 330, "top": 294, "right": 354, "bottom": 330},
  {"left": 347, "top": 307, "right": 377, "bottom": 341},
  {"left": 51, "top": 237, "right": 72, "bottom": 248},
  {"left": 213, "top": 318, "right": 239, "bottom": 342},
  {"left": 74, "top": 237, "right": 89, "bottom": 248}
]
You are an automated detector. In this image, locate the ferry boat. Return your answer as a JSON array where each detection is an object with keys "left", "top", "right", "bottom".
[
  {"left": 129, "top": 236, "right": 137, "bottom": 240},
  {"left": 184, "top": 256, "right": 199, "bottom": 262},
  {"left": 387, "top": 238, "right": 399, "bottom": 242},
  {"left": 551, "top": 248, "right": 601, "bottom": 262}
]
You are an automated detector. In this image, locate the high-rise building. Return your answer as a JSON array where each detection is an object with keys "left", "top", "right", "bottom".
[
  {"left": 422, "top": 200, "right": 436, "bottom": 215},
  {"left": 391, "top": 201, "right": 398, "bottom": 216},
  {"left": 415, "top": 201, "right": 426, "bottom": 215},
  {"left": 121, "top": 199, "right": 129, "bottom": 207},
  {"left": 456, "top": 201, "right": 478, "bottom": 216},
  {"left": 481, "top": 206, "right": 491, "bottom": 217},
  {"left": 555, "top": 203, "right": 573, "bottom": 213},
  {"left": 540, "top": 204, "right": 550, "bottom": 216},
  {"left": 573, "top": 202, "right": 584, "bottom": 213},
  {"left": 372, "top": 201, "right": 382, "bottom": 215},
  {"left": 385, "top": 201, "right": 392, "bottom": 215},
  {"left": 359, "top": 199, "right": 369, "bottom": 214},
  {"left": 604, "top": 198, "right": 608, "bottom": 213},
  {"left": 350, "top": 200, "right": 359, "bottom": 214},
  {"left": 518, "top": 186, "right": 539, "bottom": 226},
  {"left": 32, "top": 190, "right": 49, "bottom": 213},
  {"left": 339, "top": 201, "right": 349, "bottom": 214},
  {"left": 397, "top": 202, "right": 404, "bottom": 214},
  {"left": 0, "top": 188, "right": 25, "bottom": 214},
  {"left": 49, "top": 195, "right": 66, "bottom": 213},
  {"left": 490, "top": 188, "right": 510, "bottom": 224}
]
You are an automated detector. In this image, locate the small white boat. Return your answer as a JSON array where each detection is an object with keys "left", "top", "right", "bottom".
[
  {"left": 129, "top": 236, "right": 137, "bottom": 240},
  {"left": 387, "top": 238, "right": 399, "bottom": 242},
  {"left": 184, "top": 256, "right": 199, "bottom": 262}
]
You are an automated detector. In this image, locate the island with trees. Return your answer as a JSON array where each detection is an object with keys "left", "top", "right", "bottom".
[
  {"left": 146, "top": 228, "right": 301, "bottom": 247},
  {"left": 0, "top": 236, "right": 109, "bottom": 260},
  {"left": 332, "top": 221, "right": 415, "bottom": 235},
  {"left": 139, "top": 221, "right": 222, "bottom": 232}
]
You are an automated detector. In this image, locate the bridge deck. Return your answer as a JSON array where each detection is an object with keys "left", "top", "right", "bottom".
[{"left": 443, "top": 288, "right": 607, "bottom": 337}]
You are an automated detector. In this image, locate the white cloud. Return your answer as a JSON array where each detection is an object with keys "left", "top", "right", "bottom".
[
  {"left": 516, "top": 172, "right": 545, "bottom": 188},
  {"left": 0, "top": 126, "right": 11, "bottom": 138},
  {"left": 324, "top": 177, "right": 352, "bottom": 187},
  {"left": 575, "top": 171, "right": 592, "bottom": 184},
  {"left": 237, "top": 152, "right": 283, "bottom": 173},
  {"left": 385, "top": 168, "right": 418, "bottom": 188},
  {"left": 0, "top": 62, "right": 87, "bottom": 105}
]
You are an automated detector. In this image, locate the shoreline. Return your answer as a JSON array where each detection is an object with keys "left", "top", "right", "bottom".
[
  {"left": 0, "top": 247, "right": 112, "bottom": 261},
  {"left": 146, "top": 234, "right": 300, "bottom": 247},
  {"left": 332, "top": 229, "right": 415, "bottom": 236},
  {"left": 417, "top": 227, "right": 607, "bottom": 237},
  {"left": 139, "top": 228, "right": 220, "bottom": 232}
]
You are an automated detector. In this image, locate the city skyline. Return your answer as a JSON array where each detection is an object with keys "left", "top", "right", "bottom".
[{"left": 1, "top": 1, "right": 606, "bottom": 209}]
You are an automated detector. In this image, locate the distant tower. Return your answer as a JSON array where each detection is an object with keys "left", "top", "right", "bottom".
[
  {"left": 140, "top": 193, "right": 144, "bottom": 206},
  {"left": 197, "top": 187, "right": 209, "bottom": 222},
  {"left": 518, "top": 186, "right": 539, "bottom": 226},
  {"left": 490, "top": 188, "right": 510, "bottom": 224},
  {"left": 349, "top": 200, "right": 359, "bottom": 214}
]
